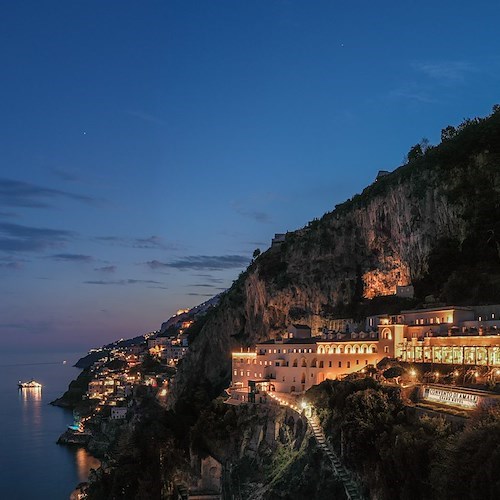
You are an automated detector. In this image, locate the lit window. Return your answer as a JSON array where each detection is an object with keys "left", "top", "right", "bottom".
[
  {"left": 234, "top": 370, "right": 237, "bottom": 376},
  {"left": 254, "top": 373, "right": 257, "bottom": 377},
  {"left": 240, "top": 371, "right": 243, "bottom": 376}
]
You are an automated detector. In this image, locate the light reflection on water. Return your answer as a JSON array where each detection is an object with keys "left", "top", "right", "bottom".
[
  {"left": 76, "top": 447, "right": 101, "bottom": 482},
  {"left": 0, "top": 353, "right": 100, "bottom": 499}
]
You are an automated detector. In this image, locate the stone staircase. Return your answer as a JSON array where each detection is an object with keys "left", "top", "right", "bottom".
[{"left": 307, "top": 416, "right": 364, "bottom": 500}]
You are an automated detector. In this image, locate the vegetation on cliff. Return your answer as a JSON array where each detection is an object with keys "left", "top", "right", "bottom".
[
  {"left": 306, "top": 378, "right": 500, "bottom": 499},
  {"left": 171, "top": 106, "right": 500, "bottom": 412}
]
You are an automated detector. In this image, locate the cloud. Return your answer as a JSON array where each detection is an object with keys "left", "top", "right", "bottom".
[
  {"left": 50, "top": 168, "right": 80, "bottom": 182},
  {"left": 190, "top": 283, "right": 216, "bottom": 288},
  {"left": 232, "top": 202, "right": 271, "bottom": 223},
  {"left": 95, "top": 235, "right": 174, "bottom": 250},
  {"left": 84, "top": 279, "right": 162, "bottom": 286},
  {"left": 187, "top": 292, "right": 216, "bottom": 297},
  {"left": 0, "top": 222, "right": 74, "bottom": 252},
  {"left": 49, "top": 253, "right": 94, "bottom": 262},
  {"left": 0, "top": 261, "right": 22, "bottom": 270},
  {"left": 194, "top": 274, "right": 225, "bottom": 284},
  {"left": 94, "top": 265, "right": 117, "bottom": 273},
  {"left": 412, "top": 61, "right": 475, "bottom": 82},
  {"left": 126, "top": 110, "right": 166, "bottom": 126},
  {"left": 146, "top": 255, "right": 250, "bottom": 271},
  {"left": 388, "top": 87, "right": 436, "bottom": 104},
  {"left": 0, "top": 178, "right": 98, "bottom": 208}
]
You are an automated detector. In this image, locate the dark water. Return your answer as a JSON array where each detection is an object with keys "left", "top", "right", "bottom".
[{"left": 0, "top": 352, "right": 100, "bottom": 499}]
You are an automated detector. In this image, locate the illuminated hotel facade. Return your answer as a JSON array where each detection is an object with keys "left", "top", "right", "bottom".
[{"left": 228, "top": 305, "right": 500, "bottom": 402}]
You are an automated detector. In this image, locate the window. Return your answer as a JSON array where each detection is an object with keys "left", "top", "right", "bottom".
[
  {"left": 282, "top": 376, "right": 286, "bottom": 382},
  {"left": 329, "top": 361, "right": 332, "bottom": 367},
  {"left": 240, "top": 371, "right": 244, "bottom": 376},
  {"left": 246, "top": 371, "right": 250, "bottom": 376},
  {"left": 234, "top": 370, "right": 237, "bottom": 375},
  {"left": 254, "top": 373, "right": 257, "bottom": 377},
  {"left": 338, "top": 361, "right": 342, "bottom": 367},
  {"left": 356, "top": 360, "right": 359, "bottom": 365},
  {"left": 365, "top": 360, "right": 368, "bottom": 365},
  {"left": 347, "top": 361, "right": 350, "bottom": 368},
  {"left": 384, "top": 346, "right": 389, "bottom": 353},
  {"left": 319, "top": 361, "right": 324, "bottom": 368}
]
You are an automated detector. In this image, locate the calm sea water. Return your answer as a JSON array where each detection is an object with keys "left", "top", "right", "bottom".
[{"left": 0, "top": 352, "right": 100, "bottom": 499}]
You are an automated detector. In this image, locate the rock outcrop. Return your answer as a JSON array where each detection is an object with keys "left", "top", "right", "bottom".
[{"left": 170, "top": 110, "right": 500, "bottom": 409}]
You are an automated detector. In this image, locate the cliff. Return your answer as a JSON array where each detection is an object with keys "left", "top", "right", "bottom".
[{"left": 170, "top": 109, "right": 500, "bottom": 410}]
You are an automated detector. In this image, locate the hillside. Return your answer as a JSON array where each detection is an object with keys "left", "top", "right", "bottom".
[{"left": 170, "top": 108, "right": 500, "bottom": 412}]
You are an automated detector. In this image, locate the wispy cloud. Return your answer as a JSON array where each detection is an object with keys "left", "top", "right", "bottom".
[
  {"left": 95, "top": 235, "right": 174, "bottom": 250},
  {"left": 388, "top": 86, "right": 436, "bottom": 104},
  {"left": 50, "top": 168, "right": 80, "bottom": 182},
  {"left": 232, "top": 202, "right": 271, "bottom": 223},
  {"left": 126, "top": 110, "right": 166, "bottom": 126},
  {"left": 146, "top": 255, "right": 250, "bottom": 271},
  {"left": 412, "top": 61, "right": 475, "bottom": 82},
  {"left": 84, "top": 279, "right": 162, "bottom": 286},
  {"left": 0, "top": 261, "right": 22, "bottom": 270},
  {"left": 0, "top": 222, "right": 74, "bottom": 252},
  {"left": 194, "top": 274, "right": 225, "bottom": 284},
  {"left": 0, "top": 178, "right": 99, "bottom": 208},
  {"left": 187, "top": 292, "right": 216, "bottom": 297},
  {"left": 190, "top": 283, "right": 217, "bottom": 288},
  {"left": 49, "top": 253, "right": 94, "bottom": 263},
  {"left": 94, "top": 265, "right": 117, "bottom": 273}
]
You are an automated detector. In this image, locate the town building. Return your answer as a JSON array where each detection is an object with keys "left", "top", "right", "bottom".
[{"left": 228, "top": 305, "right": 500, "bottom": 403}]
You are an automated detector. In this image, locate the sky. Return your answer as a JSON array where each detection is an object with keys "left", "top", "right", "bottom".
[{"left": 1, "top": 1, "right": 500, "bottom": 353}]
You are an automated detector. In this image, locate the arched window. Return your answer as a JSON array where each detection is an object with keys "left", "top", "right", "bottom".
[
  {"left": 311, "top": 358, "right": 317, "bottom": 368},
  {"left": 319, "top": 361, "right": 324, "bottom": 368},
  {"left": 318, "top": 346, "right": 324, "bottom": 354},
  {"left": 301, "top": 358, "right": 307, "bottom": 367},
  {"left": 301, "top": 373, "right": 306, "bottom": 384},
  {"left": 292, "top": 359, "right": 298, "bottom": 367},
  {"left": 382, "top": 328, "right": 392, "bottom": 340}
]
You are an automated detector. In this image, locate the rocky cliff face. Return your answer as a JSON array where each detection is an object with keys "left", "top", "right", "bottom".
[
  {"left": 189, "top": 402, "right": 341, "bottom": 499},
  {"left": 170, "top": 110, "right": 500, "bottom": 408}
]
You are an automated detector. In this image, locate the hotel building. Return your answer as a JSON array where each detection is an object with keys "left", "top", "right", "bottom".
[{"left": 228, "top": 305, "right": 500, "bottom": 403}]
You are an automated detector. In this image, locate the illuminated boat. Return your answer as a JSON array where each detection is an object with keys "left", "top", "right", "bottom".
[{"left": 18, "top": 379, "right": 42, "bottom": 389}]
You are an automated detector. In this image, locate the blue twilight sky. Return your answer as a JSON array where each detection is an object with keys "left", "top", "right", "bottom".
[{"left": 1, "top": 1, "right": 500, "bottom": 353}]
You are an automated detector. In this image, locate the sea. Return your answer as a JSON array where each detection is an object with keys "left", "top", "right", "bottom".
[{"left": 0, "top": 352, "right": 100, "bottom": 500}]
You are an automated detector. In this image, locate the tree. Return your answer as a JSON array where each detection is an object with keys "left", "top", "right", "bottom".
[
  {"left": 441, "top": 125, "right": 457, "bottom": 142},
  {"left": 252, "top": 248, "right": 261, "bottom": 259},
  {"left": 383, "top": 366, "right": 405, "bottom": 384},
  {"left": 407, "top": 143, "right": 423, "bottom": 162}
]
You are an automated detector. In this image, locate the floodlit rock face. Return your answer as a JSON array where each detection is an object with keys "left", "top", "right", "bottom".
[{"left": 170, "top": 112, "right": 500, "bottom": 407}]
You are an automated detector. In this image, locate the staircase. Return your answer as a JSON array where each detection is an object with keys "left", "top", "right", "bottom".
[{"left": 307, "top": 416, "right": 364, "bottom": 500}]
